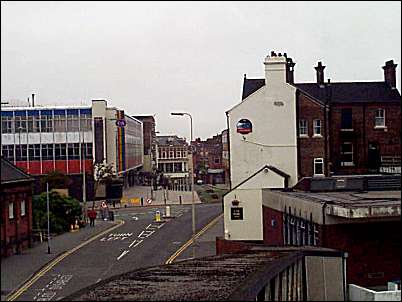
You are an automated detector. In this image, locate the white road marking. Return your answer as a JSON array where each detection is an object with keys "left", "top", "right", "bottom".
[
  {"left": 117, "top": 250, "right": 129, "bottom": 260},
  {"left": 129, "top": 239, "right": 143, "bottom": 248},
  {"left": 132, "top": 216, "right": 138, "bottom": 220},
  {"left": 133, "top": 240, "right": 142, "bottom": 248}
]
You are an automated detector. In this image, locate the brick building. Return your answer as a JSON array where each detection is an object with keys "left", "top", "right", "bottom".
[
  {"left": 1, "top": 157, "right": 34, "bottom": 257},
  {"left": 221, "top": 129, "right": 230, "bottom": 185},
  {"left": 240, "top": 55, "right": 401, "bottom": 179},
  {"left": 192, "top": 134, "right": 225, "bottom": 185}
]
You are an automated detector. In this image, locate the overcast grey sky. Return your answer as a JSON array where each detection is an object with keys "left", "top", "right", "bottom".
[{"left": 1, "top": 1, "right": 401, "bottom": 140}]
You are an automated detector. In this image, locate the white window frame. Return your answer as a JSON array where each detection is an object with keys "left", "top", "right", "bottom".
[
  {"left": 9, "top": 202, "right": 14, "bottom": 219},
  {"left": 313, "top": 119, "right": 322, "bottom": 137},
  {"left": 340, "top": 142, "right": 354, "bottom": 166},
  {"left": 375, "top": 109, "right": 385, "bottom": 128},
  {"left": 21, "top": 200, "right": 26, "bottom": 216},
  {"left": 299, "top": 120, "right": 308, "bottom": 137},
  {"left": 313, "top": 158, "right": 324, "bottom": 176}
]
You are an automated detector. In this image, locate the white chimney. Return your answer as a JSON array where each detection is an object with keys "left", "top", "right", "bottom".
[{"left": 264, "top": 51, "right": 287, "bottom": 86}]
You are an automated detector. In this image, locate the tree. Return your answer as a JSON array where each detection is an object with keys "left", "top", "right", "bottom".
[
  {"left": 33, "top": 191, "right": 82, "bottom": 234},
  {"left": 40, "top": 170, "right": 70, "bottom": 189},
  {"left": 93, "top": 160, "right": 116, "bottom": 207}
]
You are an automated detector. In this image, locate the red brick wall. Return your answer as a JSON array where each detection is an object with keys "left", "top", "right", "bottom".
[
  {"left": 262, "top": 206, "right": 284, "bottom": 245},
  {"left": 330, "top": 103, "right": 401, "bottom": 174},
  {"left": 216, "top": 237, "right": 256, "bottom": 255},
  {"left": 1, "top": 182, "right": 33, "bottom": 257},
  {"left": 297, "top": 93, "right": 328, "bottom": 178},
  {"left": 321, "top": 221, "right": 400, "bottom": 287}
]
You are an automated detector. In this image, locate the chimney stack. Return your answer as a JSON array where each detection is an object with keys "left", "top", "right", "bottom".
[
  {"left": 286, "top": 57, "right": 296, "bottom": 84},
  {"left": 264, "top": 50, "right": 287, "bottom": 85},
  {"left": 315, "top": 62, "right": 326, "bottom": 87},
  {"left": 382, "top": 60, "right": 397, "bottom": 89}
]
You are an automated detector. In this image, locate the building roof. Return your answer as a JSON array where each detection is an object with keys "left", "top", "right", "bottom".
[
  {"left": 65, "top": 247, "right": 344, "bottom": 301},
  {"left": 241, "top": 78, "right": 401, "bottom": 104},
  {"left": 1, "top": 157, "right": 33, "bottom": 184},
  {"left": 156, "top": 135, "right": 188, "bottom": 146}
]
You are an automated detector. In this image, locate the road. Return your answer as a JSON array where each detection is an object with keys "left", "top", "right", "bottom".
[{"left": 15, "top": 203, "right": 222, "bottom": 301}]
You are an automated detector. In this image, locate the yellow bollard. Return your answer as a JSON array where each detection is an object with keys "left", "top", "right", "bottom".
[{"left": 155, "top": 211, "right": 161, "bottom": 222}]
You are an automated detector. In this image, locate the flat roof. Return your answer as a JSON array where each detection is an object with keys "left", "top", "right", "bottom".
[{"left": 65, "top": 247, "right": 343, "bottom": 301}]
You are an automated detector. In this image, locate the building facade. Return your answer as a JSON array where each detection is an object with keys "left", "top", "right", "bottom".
[
  {"left": 132, "top": 115, "right": 158, "bottom": 184},
  {"left": 156, "top": 135, "right": 191, "bottom": 191},
  {"left": 1, "top": 99, "right": 143, "bottom": 200},
  {"left": 1, "top": 157, "right": 34, "bottom": 257},
  {"left": 192, "top": 134, "right": 225, "bottom": 185},
  {"left": 224, "top": 51, "right": 401, "bottom": 243},
  {"left": 221, "top": 129, "right": 230, "bottom": 185}
]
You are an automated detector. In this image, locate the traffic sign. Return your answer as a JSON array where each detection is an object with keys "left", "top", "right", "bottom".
[{"left": 116, "top": 119, "right": 127, "bottom": 127}]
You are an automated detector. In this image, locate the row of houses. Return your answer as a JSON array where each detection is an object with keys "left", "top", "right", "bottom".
[{"left": 220, "top": 51, "right": 401, "bottom": 294}]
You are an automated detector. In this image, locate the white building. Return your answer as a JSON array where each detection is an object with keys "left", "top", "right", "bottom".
[{"left": 224, "top": 52, "right": 298, "bottom": 241}]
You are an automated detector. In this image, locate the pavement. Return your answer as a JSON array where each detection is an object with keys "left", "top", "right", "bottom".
[{"left": 0, "top": 219, "right": 118, "bottom": 301}]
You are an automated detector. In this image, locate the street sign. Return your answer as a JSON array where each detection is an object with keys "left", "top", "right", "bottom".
[
  {"left": 115, "top": 119, "right": 127, "bottom": 127},
  {"left": 231, "top": 207, "right": 243, "bottom": 220}
]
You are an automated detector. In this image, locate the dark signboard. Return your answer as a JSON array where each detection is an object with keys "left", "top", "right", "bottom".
[
  {"left": 231, "top": 207, "right": 243, "bottom": 220},
  {"left": 236, "top": 119, "right": 252, "bottom": 134},
  {"left": 94, "top": 117, "right": 104, "bottom": 164}
]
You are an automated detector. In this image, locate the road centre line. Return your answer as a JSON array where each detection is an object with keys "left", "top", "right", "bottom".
[
  {"left": 165, "top": 213, "right": 223, "bottom": 265},
  {"left": 6, "top": 220, "right": 125, "bottom": 301}
]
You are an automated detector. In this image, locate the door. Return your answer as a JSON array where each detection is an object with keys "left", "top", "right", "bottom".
[{"left": 368, "top": 143, "right": 380, "bottom": 172}]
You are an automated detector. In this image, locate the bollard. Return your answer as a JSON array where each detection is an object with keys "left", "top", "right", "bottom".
[
  {"left": 165, "top": 205, "right": 171, "bottom": 218},
  {"left": 179, "top": 195, "right": 182, "bottom": 205},
  {"left": 141, "top": 197, "right": 144, "bottom": 206},
  {"left": 155, "top": 211, "right": 161, "bottom": 222}
]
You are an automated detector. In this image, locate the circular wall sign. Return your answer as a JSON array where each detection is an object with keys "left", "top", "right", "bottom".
[
  {"left": 116, "top": 119, "right": 127, "bottom": 127},
  {"left": 236, "top": 119, "right": 252, "bottom": 134}
]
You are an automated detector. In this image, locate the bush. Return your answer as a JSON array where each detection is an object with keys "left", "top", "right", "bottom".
[{"left": 33, "top": 191, "right": 82, "bottom": 234}]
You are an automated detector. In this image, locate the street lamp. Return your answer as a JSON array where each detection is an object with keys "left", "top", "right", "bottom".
[{"left": 171, "top": 112, "right": 196, "bottom": 258}]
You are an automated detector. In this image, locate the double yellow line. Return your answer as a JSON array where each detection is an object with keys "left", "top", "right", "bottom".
[
  {"left": 165, "top": 213, "right": 223, "bottom": 264},
  {"left": 7, "top": 220, "right": 125, "bottom": 301}
]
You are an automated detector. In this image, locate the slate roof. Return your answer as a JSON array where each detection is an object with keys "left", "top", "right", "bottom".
[
  {"left": 156, "top": 135, "right": 188, "bottom": 146},
  {"left": 1, "top": 157, "right": 33, "bottom": 184},
  {"left": 241, "top": 78, "right": 401, "bottom": 104}
]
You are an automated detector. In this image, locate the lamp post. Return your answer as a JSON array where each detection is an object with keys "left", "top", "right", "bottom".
[
  {"left": 46, "top": 182, "right": 51, "bottom": 254},
  {"left": 171, "top": 112, "right": 196, "bottom": 258}
]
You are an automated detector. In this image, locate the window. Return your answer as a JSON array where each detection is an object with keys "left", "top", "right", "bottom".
[
  {"left": 9, "top": 202, "right": 14, "bottom": 219},
  {"left": 54, "top": 114, "right": 66, "bottom": 132},
  {"left": 313, "top": 120, "right": 321, "bottom": 136},
  {"left": 80, "top": 114, "right": 92, "bottom": 131},
  {"left": 41, "top": 144, "right": 54, "bottom": 160},
  {"left": 340, "top": 142, "right": 354, "bottom": 166},
  {"left": 375, "top": 109, "right": 385, "bottom": 127},
  {"left": 28, "top": 144, "right": 41, "bottom": 160},
  {"left": 174, "top": 163, "right": 182, "bottom": 172},
  {"left": 27, "top": 116, "right": 40, "bottom": 132},
  {"left": 21, "top": 200, "right": 26, "bottom": 216},
  {"left": 55, "top": 144, "right": 67, "bottom": 160},
  {"left": 84, "top": 143, "right": 93, "bottom": 159},
  {"left": 67, "top": 114, "right": 79, "bottom": 131},
  {"left": 16, "top": 145, "right": 28, "bottom": 161},
  {"left": 2, "top": 145, "right": 14, "bottom": 161},
  {"left": 341, "top": 108, "right": 353, "bottom": 129},
  {"left": 299, "top": 120, "right": 308, "bottom": 137},
  {"left": 313, "top": 158, "right": 324, "bottom": 176},
  {"left": 40, "top": 115, "right": 53, "bottom": 132},
  {"left": 1, "top": 116, "right": 13, "bottom": 133},
  {"left": 15, "top": 116, "right": 27, "bottom": 132},
  {"left": 214, "top": 158, "right": 220, "bottom": 164},
  {"left": 176, "top": 150, "right": 182, "bottom": 158},
  {"left": 169, "top": 151, "right": 174, "bottom": 158},
  {"left": 67, "top": 143, "right": 80, "bottom": 159}
]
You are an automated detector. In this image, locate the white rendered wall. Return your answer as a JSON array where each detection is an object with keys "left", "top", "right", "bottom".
[{"left": 228, "top": 56, "right": 298, "bottom": 189}]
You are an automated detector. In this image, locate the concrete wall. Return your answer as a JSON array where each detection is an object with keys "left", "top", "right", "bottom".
[
  {"left": 227, "top": 55, "right": 298, "bottom": 189},
  {"left": 349, "top": 284, "right": 401, "bottom": 301}
]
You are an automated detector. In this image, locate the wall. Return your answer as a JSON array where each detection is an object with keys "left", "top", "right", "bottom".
[
  {"left": 227, "top": 56, "right": 298, "bottom": 189},
  {"left": 349, "top": 284, "right": 401, "bottom": 301},
  {"left": 297, "top": 93, "right": 328, "bottom": 178}
]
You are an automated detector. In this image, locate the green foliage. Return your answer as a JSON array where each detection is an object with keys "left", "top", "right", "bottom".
[
  {"left": 33, "top": 191, "right": 82, "bottom": 234},
  {"left": 41, "top": 171, "right": 70, "bottom": 189}
]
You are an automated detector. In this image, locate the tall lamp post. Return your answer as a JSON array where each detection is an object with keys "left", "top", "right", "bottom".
[{"left": 171, "top": 112, "right": 196, "bottom": 258}]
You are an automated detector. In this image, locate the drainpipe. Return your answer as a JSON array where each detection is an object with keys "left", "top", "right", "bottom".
[
  {"left": 342, "top": 252, "right": 349, "bottom": 301},
  {"left": 321, "top": 202, "right": 328, "bottom": 246},
  {"left": 226, "top": 111, "right": 231, "bottom": 190},
  {"left": 296, "top": 90, "right": 301, "bottom": 179}
]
